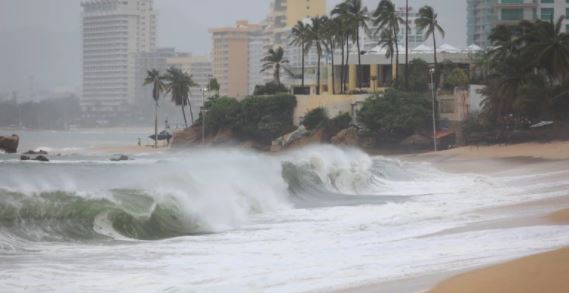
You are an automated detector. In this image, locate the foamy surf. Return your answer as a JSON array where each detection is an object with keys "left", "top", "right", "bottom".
[{"left": 0, "top": 145, "right": 568, "bottom": 292}]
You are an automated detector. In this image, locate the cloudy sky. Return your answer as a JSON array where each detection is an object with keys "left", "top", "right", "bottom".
[{"left": 0, "top": 0, "right": 466, "bottom": 96}]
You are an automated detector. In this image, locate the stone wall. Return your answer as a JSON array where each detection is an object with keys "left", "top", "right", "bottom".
[{"left": 293, "top": 94, "right": 369, "bottom": 125}]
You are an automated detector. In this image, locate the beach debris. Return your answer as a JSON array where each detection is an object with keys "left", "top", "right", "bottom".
[
  {"left": 110, "top": 154, "right": 130, "bottom": 162},
  {"left": 0, "top": 134, "right": 19, "bottom": 153},
  {"left": 20, "top": 155, "right": 31, "bottom": 161}
]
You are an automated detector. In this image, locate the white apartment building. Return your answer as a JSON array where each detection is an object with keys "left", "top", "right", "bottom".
[
  {"left": 467, "top": 0, "right": 569, "bottom": 48},
  {"left": 81, "top": 0, "right": 156, "bottom": 119}
]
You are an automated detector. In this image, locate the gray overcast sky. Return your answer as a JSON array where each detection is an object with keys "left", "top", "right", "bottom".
[{"left": 0, "top": 0, "right": 466, "bottom": 96}]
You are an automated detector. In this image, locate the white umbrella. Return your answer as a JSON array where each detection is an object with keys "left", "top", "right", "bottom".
[{"left": 412, "top": 44, "right": 434, "bottom": 53}]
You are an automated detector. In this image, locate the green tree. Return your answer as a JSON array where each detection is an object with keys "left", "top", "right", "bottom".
[
  {"left": 373, "top": 0, "right": 403, "bottom": 86},
  {"left": 305, "top": 16, "right": 326, "bottom": 95},
  {"left": 164, "top": 66, "right": 197, "bottom": 128},
  {"left": 143, "top": 69, "right": 166, "bottom": 148},
  {"left": 261, "top": 47, "right": 289, "bottom": 85},
  {"left": 290, "top": 20, "right": 310, "bottom": 87},
  {"left": 415, "top": 5, "right": 445, "bottom": 84},
  {"left": 525, "top": 16, "right": 569, "bottom": 82},
  {"left": 207, "top": 78, "right": 220, "bottom": 97},
  {"left": 332, "top": 0, "right": 368, "bottom": 89},
  {"left": 376, "top": 28, "right": 396, "bottom": 84},
  {"left": 445, "top": 68, "right": 470, "bottom": 89},
  {"left": 358, "top": 89, "right": 431, "bottom": 138}
]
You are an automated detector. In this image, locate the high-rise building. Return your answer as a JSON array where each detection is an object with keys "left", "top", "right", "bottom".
[
  {"left": 270, "top": 0, "right": 327, "bottom": 45},
  {"left": 467, "top": 0, "right": 569, "bottom": 48},
  {"left": 209, "top": 20, "right": 266, "bottom": 98},
  {"left": 81, "top": 0, "right": 156, "bottom": 119}
]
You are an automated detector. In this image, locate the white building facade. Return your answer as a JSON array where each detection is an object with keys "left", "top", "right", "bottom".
[{"left": 81, "top": 0, "right": 156, "bottom": 120}]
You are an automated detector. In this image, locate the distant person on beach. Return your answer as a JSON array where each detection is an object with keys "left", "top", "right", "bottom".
[
  {"left": 165, "top": 119, "right": 170, "bottom": 129},
  {"left": 137, "top": 138, "right": 141, "bottom": 147}
]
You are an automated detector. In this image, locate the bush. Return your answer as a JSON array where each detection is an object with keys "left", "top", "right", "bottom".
[
  {"left": 325, "top": 112, "right": 352, "bottom": 134},
  {"left": 236, "top": 94, "right": 297, "bottom": 143},
  {"left": 397, "top": 58, "right": 429, "bottom": 92},
  {"left": 357, "top": 89, "right": 431, "bottom": 138},
  {"left": 253, "top": 82, "right": 289, "bottom": 96},
  {"left": 199, "top": 97, "right": 241, "bottom": 133},
  {"left": 445, "top": 68, "right": 469, "bottom": 89},
  {"left": 303, "top": 107, "right": 328, "bottom": 130}
]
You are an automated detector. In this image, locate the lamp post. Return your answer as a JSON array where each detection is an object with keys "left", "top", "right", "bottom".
[
  {"left": 429, "top": 68, "right": 438, "bottom": 152},
  {"left": 201, "top": 88, "right": 209, "bottom": 145}
]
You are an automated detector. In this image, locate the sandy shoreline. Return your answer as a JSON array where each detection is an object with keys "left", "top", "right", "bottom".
[{"left": 331, "top": 141, "right": 569, "bottom": 293}]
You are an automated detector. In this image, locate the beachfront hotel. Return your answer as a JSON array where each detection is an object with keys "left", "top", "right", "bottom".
[
  {"left": 209, "top": 21, "right": 267, "bottom": 98},
  {"left": 467, "top": 0, "right": 569, "bottom": 48},
  {"left": 81, "top": 0, "right": 156, "bottom": 120}
]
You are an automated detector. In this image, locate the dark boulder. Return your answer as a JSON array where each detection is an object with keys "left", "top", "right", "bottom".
[
  {"left": 34, "top": 155, "right": 50, "bottom": 162},
  {"left": 20, "top": 155, "right": 31, "bottom": 161},
  {"left": 0, "top": 134, "right": 19, "bottom": 153},
  {"left": 24, "top": 149, "right": 48, "bottom": 155},
  {"left": 110, "top": 154, "right": 130, "bottom": 161}
]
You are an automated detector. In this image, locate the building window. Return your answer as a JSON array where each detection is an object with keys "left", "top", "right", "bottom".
[
  {"left": 541, "top": 8, "right": 554, "bottom": 21},
  {"left": 540, "top": 0, "right": 554, "bottom": 3},
  {"left": 440, "top": 99, "right": 455, "bottom": 114},
  {"left": 501, "top": 0, "right": 523, "bottom": 3},
  {"left": 501, "top": 8, "right": 523, "bottom": 21}
]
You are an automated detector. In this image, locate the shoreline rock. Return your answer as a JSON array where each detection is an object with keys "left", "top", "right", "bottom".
[{"left": 0, "top": 134, "right": 19, "bottom": 153}]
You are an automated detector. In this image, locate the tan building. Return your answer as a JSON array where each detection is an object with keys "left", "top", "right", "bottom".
[
  {"left": 209, "top": 20, "right": 265, "bottom": 98},
  {"left": 270, "top": 0, "right": 326, "bottom": 44}
]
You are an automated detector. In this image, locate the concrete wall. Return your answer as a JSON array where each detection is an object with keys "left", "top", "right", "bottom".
[{"left": 294, "top": 94, "right": 369, "bottom": 126}]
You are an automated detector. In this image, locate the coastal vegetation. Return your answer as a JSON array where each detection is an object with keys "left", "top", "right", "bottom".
[
  {"left": 164, "top": 66, "right": 198, "bottom": 128},
  {"left": 197, "top": 94, "right": 297, "bottom": 145},
  {"left": 471, "top": 17, "right": 569, "bottom": 131},
  {"left": 144, "top": 69, "right": 166, "bottom": 148},
  {"left": 358, "top": 89, "right": 431, "bottom": 139}
]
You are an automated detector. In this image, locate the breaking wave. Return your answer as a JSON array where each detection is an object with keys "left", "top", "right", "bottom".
[{"left": 0, "top": 146, "right": 418, "bottom": 242}]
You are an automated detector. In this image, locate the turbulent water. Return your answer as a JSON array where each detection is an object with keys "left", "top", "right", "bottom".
[{"left": 0, "top": 137, "right": 568, "bottom": 292}]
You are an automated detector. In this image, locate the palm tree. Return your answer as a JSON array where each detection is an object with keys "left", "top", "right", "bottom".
[
  {"left": 416, "top": 5, "right": 445, "bottom": 83},
  {"left": 164, "top": 66, "right": 197, "bottom": 128},
  {"left": 377, "top": 28, "right": 395, "bottom": 84},
  {"left": 332, "top": 3, "right": 354, "bottom": 94},
  {"left": 207, "top": 78, "right": 220, "bottom": 98},
  {"left": 333, "top": 0, "right": 368, "bottom": 90},
  {"left": 290, "top": 20, "right": 310, "bottom": 87},
  {"left": 305, "top": 16, "right": 326, "bottom": 95},
  {"left": 373, "top": 0, "right": 403, "bottom": 86},
  {"left": 525, "top": 16, "right": 569, "bottom": 82},
  {"left": 323, "top": 17, "right": 341, "bottom": 94},
  {"left": 404, "top": 0, "right": 409, "bottom": 90},
  {"left": 143, "top": 69, "right": 165, "bottom": 148},
  {"left": 261, "top": 47, "right": 289, "bottom": 85}
]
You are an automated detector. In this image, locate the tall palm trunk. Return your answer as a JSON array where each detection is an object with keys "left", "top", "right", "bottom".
[
  {"left": 356, "top": 28, "right": 362, "bottom": 89},
  {"left": 180, "top": 103, "right": 188, "bottom": 128},
  {"left": 301, "top": 42, "right": 305, "bottom": 87},
  {"left": 340, "top": 37, "right": 345, "bottom": 94},
  {"left": 317, "top": 44, "right": 322, "bottom": 95},
  {"left": 345, "top": 34, "right": 350, "bottom": 92},
  {"left": 405, "top": 0, "right": 409, "bottom": 90},
  {"left": 154, "top": 101, "right": 158, "bottom": 148},
  {"left": 331, "top": 41, "right": 336, "bottom": 95},
  {"left": 187, "top": 94, "right": 194, "bottom": 124},
  {"left": 393, "top": 28, "right": 399, "bottom": 87},
  {"left": 275, "top": 63, "right": 281, "bottom": 84},
  {"left": 432, "top": 30, "right": 439, "bottom": 130}
]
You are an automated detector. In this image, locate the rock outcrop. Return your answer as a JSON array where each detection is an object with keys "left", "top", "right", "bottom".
[
  {"left": 0, "top": 134, "right": 19, "bottom": 153},
  {"left": 331, "top": 127, "right": 360, "bottom": 146},
  {"left": 21, "top": 155, "right": 49, "bottom": 162},
  {"left": 171, "top": 126, "right": 202, "bottom": 147}
]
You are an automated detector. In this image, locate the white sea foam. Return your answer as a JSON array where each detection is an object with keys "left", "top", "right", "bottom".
[{"left": 0, "top": 146, "right": 567, "bottom": 292}]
